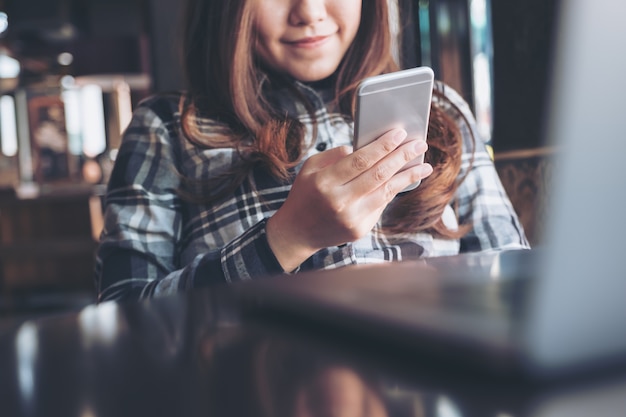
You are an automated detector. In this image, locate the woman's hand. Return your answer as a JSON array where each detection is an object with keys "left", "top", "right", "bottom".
[{"left": 266, "top": 128, "right": 433, "bottom": 272}]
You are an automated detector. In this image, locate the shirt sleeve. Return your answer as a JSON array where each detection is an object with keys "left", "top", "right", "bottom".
[
  {"left": 435, "top": 83, "right": 531, "bottom": 252},
  {"left": 94, "top": 98, "right": 285, "bottom": 302}
]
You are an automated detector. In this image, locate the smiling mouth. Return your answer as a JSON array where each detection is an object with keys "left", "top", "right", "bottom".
[{"left": 285, "top": 35, "right": 331, "bottom": 48}]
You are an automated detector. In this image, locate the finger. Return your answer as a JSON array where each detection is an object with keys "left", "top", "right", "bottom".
[
  {"left": 350, "top": 139, "right": 428, "bottom": 192},
  {"left": 334, "top": 129, "right": 407, "bottom": 184},
  {"left": 394, "top": 161, "right": 434, "bottom": 190},
  {"left": 364, "top": 162, "right": 434, "bottom": 210}
]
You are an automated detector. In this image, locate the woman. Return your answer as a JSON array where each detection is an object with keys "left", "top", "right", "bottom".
[{"left": 95, "top": 0, "right": 528, "bottom": 301}]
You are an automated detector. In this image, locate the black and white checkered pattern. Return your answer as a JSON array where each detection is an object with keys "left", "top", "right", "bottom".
[{"left": 95, "top": 80, "right": 529, "bottom": 302}]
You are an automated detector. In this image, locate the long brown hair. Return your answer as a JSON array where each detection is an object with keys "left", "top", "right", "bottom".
[{"left": 179, "top": 0, "right": 470, "bottom": 238}]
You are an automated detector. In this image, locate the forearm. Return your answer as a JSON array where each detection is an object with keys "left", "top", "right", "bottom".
[
  {"left": 96, "top": 219, "right": 286, "bottom": 302},
  {"left": 95, "top": 248, "right": 224, "bottom": 302},
  {"left": 457, "top": 159, "right": 530, "bottom": 252}
]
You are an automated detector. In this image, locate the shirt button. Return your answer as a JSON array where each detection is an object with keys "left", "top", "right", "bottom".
[{"left": 316, "top": 142, "right": 327, "bottom": 152}]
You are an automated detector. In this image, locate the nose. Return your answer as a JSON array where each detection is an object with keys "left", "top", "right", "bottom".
[{"left": 288, "top": 0, "right": 328, "bottom": 26}]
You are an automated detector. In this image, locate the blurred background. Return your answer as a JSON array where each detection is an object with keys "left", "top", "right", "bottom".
[{"left": 0, "top": 0, "right": 557, "bottom": 326}]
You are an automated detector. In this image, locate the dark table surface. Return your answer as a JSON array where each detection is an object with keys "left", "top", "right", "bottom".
[{"left": 1, "top": 254, "right": 625, "bottom": 417}]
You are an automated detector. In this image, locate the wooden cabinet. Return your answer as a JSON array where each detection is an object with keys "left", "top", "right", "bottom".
[{"left": 0, "top": 187, "right": 102, "bottom": 316}]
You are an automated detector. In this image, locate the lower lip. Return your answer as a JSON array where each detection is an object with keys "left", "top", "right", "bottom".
[{"left": 287, "top": 36, "right": 331, "bottom": 49}]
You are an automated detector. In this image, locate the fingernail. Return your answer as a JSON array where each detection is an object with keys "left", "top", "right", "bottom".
[
  {"left": 420, "top": 163, "right": 433, "bottom": 176},
  {"left": 393, "top": 129, "right": 407, "bottom": 143},
  {"left": 413, "top": 140, "right": 427, "bottom": 153}
]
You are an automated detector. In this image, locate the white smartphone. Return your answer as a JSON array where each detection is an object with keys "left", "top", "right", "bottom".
[{"left": 354, "top": 66, "right": 435, "bottom": 191}]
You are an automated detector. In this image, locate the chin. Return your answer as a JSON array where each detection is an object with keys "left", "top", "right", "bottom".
[{"left": 290, "top": 64, "right": 340, "bottom": 83}]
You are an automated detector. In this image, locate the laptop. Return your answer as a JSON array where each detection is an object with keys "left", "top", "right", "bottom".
[{"left": 235, "top": 0, "right": 626, "bottom": 379}]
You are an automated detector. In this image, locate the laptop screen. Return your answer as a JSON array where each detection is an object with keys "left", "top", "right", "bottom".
[{"left": 524, "top": 0, "right": 626, "bottom": 371}]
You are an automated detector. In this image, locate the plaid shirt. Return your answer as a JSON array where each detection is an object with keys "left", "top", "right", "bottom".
[{"left": 95, "top": 81, "right": 529, "bottom": 301}]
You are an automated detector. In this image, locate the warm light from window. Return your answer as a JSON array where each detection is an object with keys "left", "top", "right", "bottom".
[
  {"left": 114, "top": 81, "right": 133, "bottom": 135},
  {"left": 80, "top": 84, "right": 106, "bottom": 158},
  {"left": 62, "top": 87, "right": 83, "bottom": 155},
  {"left": 470, "top": 0, "right": 494, "bottom": 141},
  {"left": 0, "top": 95, "right": 18, "bottom": 156}
]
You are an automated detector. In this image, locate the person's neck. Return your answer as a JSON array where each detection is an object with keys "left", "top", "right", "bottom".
[
  {"left": 261, "top": 66, "right": 337, "bottom": 91},
  {"left": 301, "top": 74, "right": 337, "bottom": 91}
]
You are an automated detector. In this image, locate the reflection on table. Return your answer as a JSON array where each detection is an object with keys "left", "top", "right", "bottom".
[{"left": 1, "top": 261, "right": 625, "bottom": 417}]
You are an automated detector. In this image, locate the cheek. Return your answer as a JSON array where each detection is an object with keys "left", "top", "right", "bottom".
[
  {"left": 253, "top": 7, "right": 276, "bottom": 39},
  {"left": 253, "top": 12, "right": 286, "bottom": 52},
  {"left": 334, "top": 8, "right": 361, "bottom": 42},
  {"left": 253, "top": 23, "right": 275, "bottom": 61}
]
